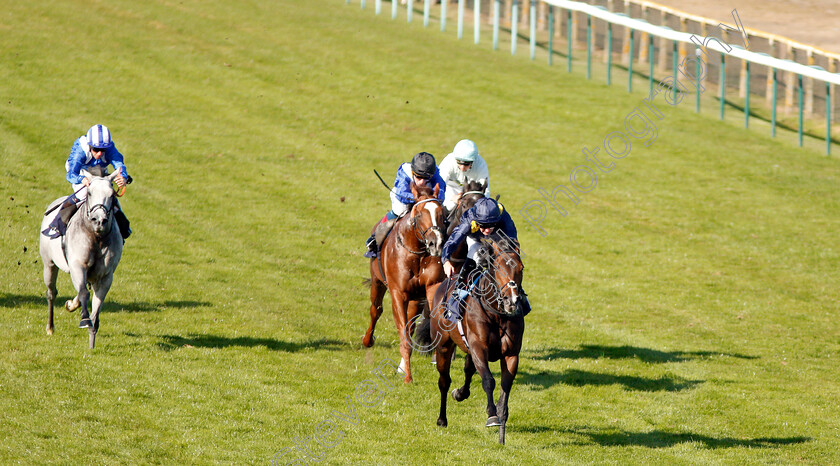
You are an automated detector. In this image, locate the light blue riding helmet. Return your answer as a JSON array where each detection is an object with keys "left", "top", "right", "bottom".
[
  {"left": 449, "top": 139, "right": 478, "bottom": 163},
  {"left": 86, "top": 124, "right": 114, "bottom": 149}
]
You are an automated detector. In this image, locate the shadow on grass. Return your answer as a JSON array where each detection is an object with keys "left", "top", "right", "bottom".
[
  {"left": 518, "top": 368, "right": 701, "bottom": 392},
  {"left": 0, "top": 293, "right": 210, "bottom": 313},
  {"left": 531, "top": 345, "right": 757, "bottom": 363},
  {"left": 565, "top": 427, "right": 810, "bottom": 449},
  {"left": 157, "top": 334, "right": 347, "bottom": 352}
]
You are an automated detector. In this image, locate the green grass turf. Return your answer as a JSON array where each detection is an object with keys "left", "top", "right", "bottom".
[{"left": 1, "top": 0, "right": 839, "bottom": 463}]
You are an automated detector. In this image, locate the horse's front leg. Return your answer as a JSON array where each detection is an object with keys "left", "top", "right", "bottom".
[
  {"left": 363, "top": 269, "right": 387, "bottom": 348},
  {"left": 496, "top": 355, "right": 519, "bottom": 444},
  {"left": 390, "top": 291, "right": 414, "bottom": 383},
  {"left": 88, "top": 275, "right": 113, "bottom": 349},
  {"left": 69, "top": 265, "right": 91, "bottom": 331},
  {"left": 472, "top": 350, "right": 499, "bottom": 427}
]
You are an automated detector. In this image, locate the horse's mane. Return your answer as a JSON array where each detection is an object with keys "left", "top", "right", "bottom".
[
  {"left": 413, "top": 182, "right": 436, "bottom": 200},
  {"left": 486, "top": 232, "right": 520, "bottom": 257},
  {"left": 463, "top": 179, "right": 485, "bottom": 194}
]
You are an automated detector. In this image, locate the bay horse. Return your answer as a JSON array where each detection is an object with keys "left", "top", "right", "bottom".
[
  {"left": 39, "top": 172, "right": 123, "bottom": 349},
  {"left": 418, "top": 232, "right": 526, "bottom": 444},
  {"left": 363, "top": 183, "right": 446, "bottom": 383}
]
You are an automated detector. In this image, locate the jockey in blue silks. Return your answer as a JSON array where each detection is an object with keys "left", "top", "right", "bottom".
[
  {"left": 42, "top": 124, "right": 132, "bottom": 239},
  {"left": 441, "top": 197, "right": 529, "bottom": 316},
  {"left": 364, "top": 152, "right": 446, "bottom": 258}
]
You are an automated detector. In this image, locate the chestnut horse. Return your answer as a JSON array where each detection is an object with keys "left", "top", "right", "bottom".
[
  {"left": 363, "top": 183, "right": 446, "bottom": 383},
  {"left": 418, "top": 232, "right": 526, "bottom": 444}
]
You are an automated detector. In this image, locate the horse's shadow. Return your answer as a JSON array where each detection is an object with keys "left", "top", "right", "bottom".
[
  {"left": 156, "top": 334, "right": 347, "bottom": 352},
  {"left": 563, "top": 426, "right": 810, "bottom": 449},
  {"left": 530, "top": 345, "right": 757, "bottom": 363},
  {"left": 518, "top": 368, "right": 702, "bottom": 392},
  {"left": 1, "top": 293, "right": 210, "bottom": 313}
]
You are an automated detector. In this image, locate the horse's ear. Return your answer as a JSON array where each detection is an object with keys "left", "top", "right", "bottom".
[
  {"left": 410, "top": 181, "right": 419, "bottom": 199},
  {"left": 495, "top": 194, "right": 501, "bottom": 201},
  {"left": 107, "top": 172, "right": 120, "bottom": 181},
  {"left": 433, "top": 184, "right": 439, "bottom": 198}
]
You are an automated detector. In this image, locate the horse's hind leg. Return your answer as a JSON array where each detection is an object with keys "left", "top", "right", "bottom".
[
  {"left": 496, "top": 355, "right": 519, "bottom": 444},
  {"left": 452, "top": 353, "right": 476, "bottom": 402},
  {"left": 363, "top": 275, "right": 386, "bottom": 348},
  {"left": 43, "top": 262, "right": 58, "bottom": 335},
  {"left": 435, "top": 341, "right": 455, "bottom": 427}
]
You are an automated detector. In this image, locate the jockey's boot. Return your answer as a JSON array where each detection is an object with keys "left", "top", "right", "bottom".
[
  {"left": 114, "top": 208, "right": 131, "bottom": 240},
  {"left": 364, "top": 211, "right": 398, "bottom": 258},
  {"left": 446, "top": 259, "right": 477, "bottom": 319},
  {"left": 42, "top": 195, "right": 79, "bottom": 239},
  {"left": 519, "top": 289, "right": 531, "bottom": 316}
]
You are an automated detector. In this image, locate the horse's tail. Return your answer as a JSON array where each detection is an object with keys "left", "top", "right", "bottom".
[
  {"left": 413, "top": 314, "right": 435, "bottom": 355},
  {"left": 361, "top": 278, "right": 371, "bottom": 288}
]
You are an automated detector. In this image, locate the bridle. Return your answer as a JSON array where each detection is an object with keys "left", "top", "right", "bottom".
[
  {"left": 475, "top": 240, "right": 523, "bottom": 316},
  {"left": 85, "top": 183, "right": 115, "bottom": 221},
  {"left": 399, "top": 198, "right": 444, "bottom": 255}
]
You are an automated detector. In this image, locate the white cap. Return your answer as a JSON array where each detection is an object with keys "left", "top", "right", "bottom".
[{"left": 449, "top": 139, "right": 478, "bottom": 163}]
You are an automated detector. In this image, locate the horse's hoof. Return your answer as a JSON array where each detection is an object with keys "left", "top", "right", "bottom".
[
  {"left": 79, "top": 319, "right": 92, "bottom": 329},
  {"left": 362, "top": 335, "right": 375, "bottom": 348},
  {"left": 46, "top": 326, "right": 54, "bottom": 336},
  {"left": 451, "top": 388, "right": 469, "bottom": 402},
  {"left": 437, "top": 418, "right": 448, "bottom": 427},
  {"left": 65, "top": 300, "right": 78, "bottom": 312},
  {"left": 486, "top": 416, "right": 501, "bottom": 427}
]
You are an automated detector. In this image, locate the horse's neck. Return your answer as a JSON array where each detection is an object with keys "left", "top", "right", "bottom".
[{"left": 396, "top": 213, "right": 421, "bottom": 247}]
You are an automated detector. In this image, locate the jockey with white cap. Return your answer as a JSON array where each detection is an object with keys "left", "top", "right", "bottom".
[
  {"left": 437, "top": 139, "right": 491, "bottom": 213},
  {"left": 42, "top": 124, "right": 132, "bottom": 239}
]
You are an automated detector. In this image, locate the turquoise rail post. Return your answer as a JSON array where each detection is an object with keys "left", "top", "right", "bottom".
[
  {"left": 548, "top": 6, "right": 554, "bottom": 66},
  {"left": 407, "top": 0, "right": 413, "bottom": 23},
  {"left": 376, "top": 0, "right": 381, "bottom": 15},
  {"left": 361, "top": 0, "right": 366, "bottom": 9},
  {"left": 695, "top": 47, "right": 701, "bottom": 113},
  {"left": 441, "top": 0, "right": 447, "bottom": 31},
  {"left": 744, "top": 61, "right": 751, "bottom": 128},
  {"left": 648, "top": 34, "right": 654, "bottom": 95},
  {"left": 475, "top": 0, "right": 480, "bottom": 44},
  {"left": 424, "top": 0, "right": 430, "bottom": 27},
  {"left": 529, "top": 0, "right": 536, "bottom": 60},
  {"left": 720, "top": 52, "right": 725, "bottom": 120},
  {"left": 567, "top": 9, "right": 573, "bottom": 72},
  {"left": 771, "top": 69, "right": 777, "bottom": 137},
  {"left": 392, "top": 0, "right": 397, "bottom": 19},
  {"left": 827, "top": 81, "right": 832, "bottom": 155},
  {"left": 493, "top": 0, "right": 499, "bottom": 50},
  {"left": 586, "top": 15, "right": 591, "bottom": 80},
  {"left": 672, "top": 40, "right": 677, "bottom": 87},
  {"left": 798, "top": 74, "right": 804, "bottom": 147},
  {"left": 511, "top": 1, "right": 518, "bottom": 55},
  {"left": 628, "top": 29, "right": 634, "bottom": 92},
  {"left": 458, "top": 0, "right": 464, "bottom": 39},
  {"left": 606, "top": 23, "right": 612, "bottom": 85}
]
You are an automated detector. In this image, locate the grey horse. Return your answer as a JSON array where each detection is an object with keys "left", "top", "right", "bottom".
[{"left": 39, "top": 172, "right": 123, "bottom": 348}]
